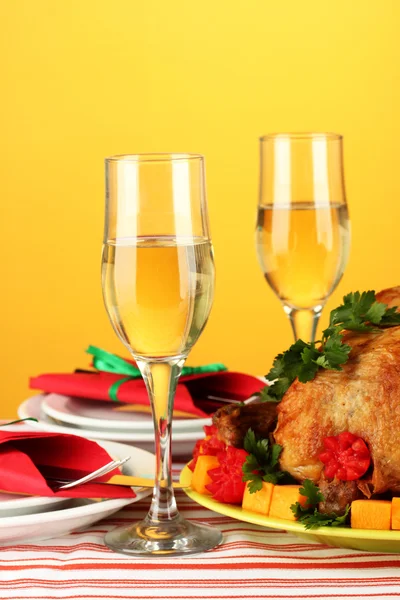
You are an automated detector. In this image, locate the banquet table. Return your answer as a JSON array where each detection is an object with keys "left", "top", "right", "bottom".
[{"left": 2, "top": 468, "right": 400, "bottom": 600}]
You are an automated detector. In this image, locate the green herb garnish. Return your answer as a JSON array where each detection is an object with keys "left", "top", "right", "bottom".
[
  {"left": 295, "top": 506, "right": 350, "bottom": 529},
  {"left": 242, "top": 429, "right": 286, "bottom": 492},
  {"left": 290, "top": 479, "right": 350, "bottom": 530},
  {"left": 259, "top": 290, "right": 400, "bottom": 403}
]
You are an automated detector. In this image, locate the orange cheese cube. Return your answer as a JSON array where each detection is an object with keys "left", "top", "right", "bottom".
[
  {"left": 351, "top": 500, "right": 392, "bottom": 530},
  {"left": 269, "top": 485, "right": 308, "bottom": 521},
  {"left": 392, "top": 498, "right": 400, "bottom": 530},
  {"left": 242, "top": 482, "right": 274, "bottom": 516},
  {"left": 191, "top": 455, "right": 219, "bottom": 495}
]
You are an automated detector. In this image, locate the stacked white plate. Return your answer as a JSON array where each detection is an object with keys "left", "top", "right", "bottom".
[
  {"left": 18, "top": 394, "right": 212, "bottom": 456},
  {"left": 0, "top": 434, "right": 154, "bottom": 545}
]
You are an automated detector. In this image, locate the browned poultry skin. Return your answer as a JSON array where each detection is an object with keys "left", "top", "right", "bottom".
[
  {"left": 212, "top": 401, "right": 277, "bottom": 447},
  {"left": 274, "top": 286, "right": 400, "bottom": 494},
  {"left": 318, "top": 478, "right": 363, "bottom": 515}
]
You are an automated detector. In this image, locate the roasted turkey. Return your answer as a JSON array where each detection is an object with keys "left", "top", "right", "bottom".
[
  {"left": 212, "top": 401, "right": 277, "bottom": 447},
  {"left": 214, "top": 286, "right": 400, "bottom": 506},
  {"left": 275, "top": 286, "right": 400, "bottom": 495}
]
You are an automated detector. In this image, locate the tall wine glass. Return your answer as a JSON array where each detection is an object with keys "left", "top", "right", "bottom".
[
  {"left": 256, "top": 133, "right": 351, "bottom": 343},
  {"left": 101, "top": 154, "right": 222, "bottom": 556}
]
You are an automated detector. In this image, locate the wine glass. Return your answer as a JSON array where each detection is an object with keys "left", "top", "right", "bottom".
[
  {"left": 101, "top": 153, "right": 222, "bottom": 556},
  {"left": 256, "top": 133, "right": 351, "bottom": 343}
]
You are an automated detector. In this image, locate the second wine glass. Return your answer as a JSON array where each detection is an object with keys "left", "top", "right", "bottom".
[{"left": 256, "top": 132, "right": 351, "bottom": 343}]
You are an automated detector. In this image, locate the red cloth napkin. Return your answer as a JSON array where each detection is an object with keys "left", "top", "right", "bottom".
[
  {"left": 0, "top": 430, "right": 135, "bottom": 498},
  {"left": 30, "top": 371, "right": 265, "bottom": 417}
]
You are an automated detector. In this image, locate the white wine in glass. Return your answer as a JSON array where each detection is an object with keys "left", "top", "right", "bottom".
[
  {"left": 102, "top": 237, "right": 215, "bottom": 358},
  {"left": 102, "top": 154, "right": 222, "bottom": 557},
  {"left": 256, "top": 133, "right": 351, "bottom": 343}
]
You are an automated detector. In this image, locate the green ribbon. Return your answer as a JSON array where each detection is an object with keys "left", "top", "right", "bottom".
[
  {"left": 0, "top": 418, "right": 38, "bottom": 427},
  {"left": 86, "top": 345, "right": 227, "bottom": 402},
  {"left": 87, "top": 346, "right": 142, "bottom": 378},
  {"left": 107, "top": 377, "right": 133, "bottom": 402}
]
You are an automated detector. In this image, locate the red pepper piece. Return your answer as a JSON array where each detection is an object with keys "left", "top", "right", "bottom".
[
  {"left": 188, "top": 439, "right": 203, "bottom": 472},
  {"left": 319, "top": 431, "right": 371, "bottom": 481},
  {"left": 188, "top": 424, "right": 226, "bottom": 471},
  {"left": 206, "top": 446, "right": 248, "bottom": 504},
  {"left": 204, "top": 424, "right": 218, "bottom": 437}
]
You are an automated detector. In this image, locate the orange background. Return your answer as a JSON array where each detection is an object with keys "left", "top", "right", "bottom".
[{"left": 1, "top": 1, "right": 399, "bottom": 415}]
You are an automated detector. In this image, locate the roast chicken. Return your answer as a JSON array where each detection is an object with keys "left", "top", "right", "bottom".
[
  {"left": 212, "top": 401, "right": 277, "bottom": 447},
  {"left": 214, "top": 286, "right": 400, "bottom": 506}
]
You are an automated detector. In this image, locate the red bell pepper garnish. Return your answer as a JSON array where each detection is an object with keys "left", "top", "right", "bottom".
[
  {"left": 188, "top": 424, "right": 226, "bottom": 471},
  {"left": 319, "top": 431, "right": 371, "bottom": 481},
  {"left": 188, "top": 440, "right": 203, "bottom": 472},
  {"left": 205, "top": 446, "right": 248, "bottom": 504},
  {"left": 204, "top": 424, "right": 217, "bottom": 437}
]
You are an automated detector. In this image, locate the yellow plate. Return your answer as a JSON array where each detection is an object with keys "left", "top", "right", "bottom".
[{"left": 180, "top": 465, "right": 400, "bottom": 553}]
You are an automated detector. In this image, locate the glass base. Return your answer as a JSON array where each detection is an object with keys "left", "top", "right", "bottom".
[{"left": 104, "top": 516, "right": 223, "bottom": 557}]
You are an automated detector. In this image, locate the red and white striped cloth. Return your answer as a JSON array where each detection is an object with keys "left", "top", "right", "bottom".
[{"left": 1, "top": 469, "right": 400, "bottom": 600}]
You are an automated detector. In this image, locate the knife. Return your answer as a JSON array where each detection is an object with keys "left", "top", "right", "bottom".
[
  {"left": 44, "top": 474, "right": 186, "bottom": 490},
  {"left": 39, "top": 464, "right": 188, "bottom": 490},
  {"left": 105, "top": 474, "right": 186, "bottom": 489}
]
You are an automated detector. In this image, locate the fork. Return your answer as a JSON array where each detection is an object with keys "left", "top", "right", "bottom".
[{"left": 50, "top": 456, "right": 131, "bottom": 491}]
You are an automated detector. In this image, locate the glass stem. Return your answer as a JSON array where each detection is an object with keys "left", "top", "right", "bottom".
[
  {"left": 283, "top": 305, "right": 322, "bottom": 343},
  {"left": 136, "top": 357, "right": 185, "bottom": 526}
]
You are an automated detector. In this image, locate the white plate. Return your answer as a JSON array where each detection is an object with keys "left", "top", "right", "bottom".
[
  {"left": 18, "top": 395, "right": 206, "bottom": 456},
  {"left": 0, "top": 438, "right": 154, "bottom": 545},
  {"left": 41, "top": 393, "right": 211, "bottom": 432},
  {"left": 0, "top": 492, "right": 70, "bottom": 518}
]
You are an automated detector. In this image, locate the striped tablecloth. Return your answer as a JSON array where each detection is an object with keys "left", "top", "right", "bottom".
[{"left": 1, "top": 472, "right": 400, "bottom": 600}]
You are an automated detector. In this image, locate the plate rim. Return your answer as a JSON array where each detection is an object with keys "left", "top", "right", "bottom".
[
  {"left": 19, "top": 395, "right": 206, "bottom": 441},
  {"left": 0, "top": 492, "right": 68, "bottom": 512},
  {"left": 180, "top": 464, "right": 400, "bottom": 543},
  {"left": 41, "top": 393, "right": 211, "bottom": 432}
]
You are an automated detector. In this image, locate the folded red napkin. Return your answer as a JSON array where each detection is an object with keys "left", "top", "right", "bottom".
[
  {"left": 0, "top": 430, "right": 135, "bottom": 498},
  {"left": 30, "top": 371, "right": 265, "bottom": 418}
]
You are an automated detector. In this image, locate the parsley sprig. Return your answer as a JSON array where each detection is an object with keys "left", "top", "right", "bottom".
[
  {"left": 260, "top": 290, "right": 400, "bottom": 403},
  {"left": 242, "top": 429, "right": 286, "bottom": 493},
  {"left": 290, "top": 480, "right": 350, "bottom": 530}
]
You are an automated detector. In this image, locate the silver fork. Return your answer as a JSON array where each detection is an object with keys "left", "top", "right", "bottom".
[{"left": 50, "top": 456, "right": 131, "bottom": 491}]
